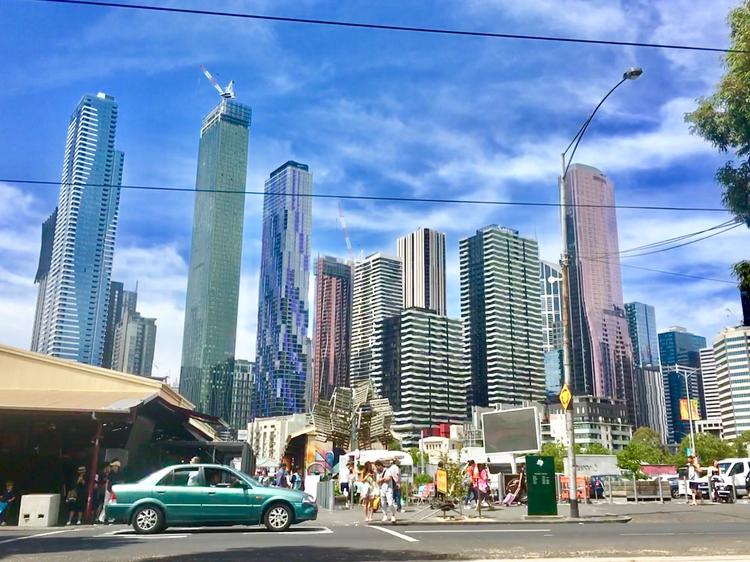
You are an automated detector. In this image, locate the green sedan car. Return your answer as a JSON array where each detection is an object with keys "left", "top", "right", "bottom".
[{"left": 106, "top": 464, "right": 317, "bottom": 534}]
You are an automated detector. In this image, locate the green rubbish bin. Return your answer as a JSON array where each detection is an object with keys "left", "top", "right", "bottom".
[{"left": 526, "top": 455, "right": 558, "bottom": 516}]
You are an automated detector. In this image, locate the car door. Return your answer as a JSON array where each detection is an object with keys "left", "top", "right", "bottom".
[
  {"left": 729, "top": 462, "right": 747, "bottom": 493},
  {"left": 153, "top": 466, "right": 205, "bottom": 523},
  {"left": 201, "top": 467, "right": 260, "bottom": 524}
]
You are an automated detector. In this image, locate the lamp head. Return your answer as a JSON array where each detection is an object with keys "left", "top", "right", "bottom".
[{"left": 624, "top": 67, "right": 643, "bottom": 80}]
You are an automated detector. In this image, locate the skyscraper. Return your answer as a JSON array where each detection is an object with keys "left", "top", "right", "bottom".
[
  {"left": 381, "top": 308, "right": 468, "bottom": 447},
  {"left": 312, "top": 256, "right": 353, "bottom": 403},
  {"left": 565, "top": 164, "right": 636, "bottom": 420},
  {"left": 31, "top": 208, "right": 57, "bottom": 352},
  {"left": 714, "top": 326, "right": 750, "bottom": 439},
  {"left": 230, "top": 359, "right": 254, "bottom": 432},
  {"left": 659, "top": 326, "right": 707, "bottom": 443},
  {"left": 180, "top": 97, "right": 251, "bottom": 420},
  {"left": 102, "top": 281, "right": 124, "bottom": 368},
  {"left": 699, "top": 347, "right": 720, "bottom": 420},
  {"left": 349, "top": 253, "right": 403, "bottom": 393},
  {"left": 625, "top": 302, "right": 668, "bottom": 441},
  {"left": 540, "top": 260, "right": 564, "bottom": 399},
  {"left": 397, "top": 227, "right": 446, "bottom": 315},
  {"left": 252, "top": 161, "right": 312, "bottom": 418},
  {"left": 112, "top": 309, "right": 157, "bottom": 376},
  {"left": 460, "top": 225, "right": 545, "bottom": 407},
  {"left": 35, "top": 93, "right": 124, "bottom": 365}
]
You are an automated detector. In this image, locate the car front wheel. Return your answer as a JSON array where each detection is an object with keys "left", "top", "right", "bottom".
[
  {"left": 132, "top": 505, "right": 165, "bottom": 534},
  {"left": 264, "top": 503, "right": 292, "bottom": 532}
]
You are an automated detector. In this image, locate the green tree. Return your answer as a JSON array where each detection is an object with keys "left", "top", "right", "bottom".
[
  {"left": 407, "top": 447, "right": 428, "bottom": 468},
  {"left": 581, "top": 443, "right": 612, "bottom": 455},
  {"left": 388, "top": 440, "right": 402, "bottom": 451},
  {"left": 685, "top": 2, "right": 750, "bottom": 296},
  {"left": 540, "top": 441, "right": 567, "bottom": 472},
  {"left": 673, "top": 433, "right": 734, "bottom": 467},
  {"left": 617, "top": 427, "right": 668, "bottom": 475},
  {"left": 732, "top": 430, "right": 750, "bottom": 457}
]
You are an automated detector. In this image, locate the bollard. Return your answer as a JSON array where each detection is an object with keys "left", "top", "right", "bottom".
[
  {"left": 707, "top": 477, "right": 713, "bottom": 503},
  {"left": 632, "top": 476, "right": 638, "bottom": 503},
  {"left": 732, "top": 483, "right": 737, "bottom": 503},
  {"left": 607, "top": 475, "right": 613, "bottom": 504},
  {"left": 658, "top": 477, "right": 664, "bottom": 504},
  {"left": 684, "top": 476, "right": 689, "bottom": 504}
]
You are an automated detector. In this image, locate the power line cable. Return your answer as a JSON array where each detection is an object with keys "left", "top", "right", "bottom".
[
  {"left": 1, "top": 178, "right": 730, "bottom": 213},
  {"left": 616, "top": 219, "right": 738, "bottom": 254},
  {"left": 29, "top": 0, "right": 745, "bottom": 54},
  {"left": 581, "top": 257, "right": 735, "bottom": 285},
  {"left": 618, "top": 222, "right": 742, "bottom": 258}
]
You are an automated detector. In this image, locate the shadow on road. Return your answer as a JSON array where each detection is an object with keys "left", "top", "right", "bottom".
[
  {"left": 0, "top": 535, "right": 142, "bottom": 561},
  {"left": 147, "top": 546, "right": 464, "bottom": 562}
]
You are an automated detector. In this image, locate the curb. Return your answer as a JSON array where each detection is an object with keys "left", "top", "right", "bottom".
[{"left": 367, "top": 515, "right": 631, "bottom": 526}]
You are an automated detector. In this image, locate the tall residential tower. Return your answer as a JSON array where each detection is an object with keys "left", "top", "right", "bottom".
[
  {"left": 35, "top": 93, "right": 124, "bottom": 365},
  {"left": 179, "top": 97, "right": 251, "bottom": 420},
  {"left": 460, "top": 225, "right": 545, "bottom": 407},
  {"left": 397, "top": 227, "right": 446, "bottom": 315},
  {"left": 252, "top": 161, "right": 312, "bottom": 418}
]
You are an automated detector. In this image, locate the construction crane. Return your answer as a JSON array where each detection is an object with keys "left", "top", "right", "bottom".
[
  {"left": 337, "top": 201, "right": 355, "bottom": 263},
  {"left": 200, "top": 64, "right": 235, "bottom": 99}
]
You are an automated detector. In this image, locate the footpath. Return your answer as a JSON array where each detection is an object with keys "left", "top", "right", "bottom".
[{"left": 317, "top": 497, "right": 750, "bottom": 527}]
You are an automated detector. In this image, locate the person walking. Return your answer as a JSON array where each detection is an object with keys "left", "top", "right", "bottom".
[
  {"left": 66, "top": 467, "right": 87, "bottom": 525},
  {"left": 388, "top": 458, "right": 402, "bottom": 512},
  {"left": 98, "top": 460, "right": 122, "bottom": 523},
  {"left": 0, "top": 481, "right": 17, "bottom": 526},
  {"left": 360, "top": 462, "right": 376, "bottom": 522},
  {"left": 688, "top": 455, "right": 702, "bottom": 506},
  {"left": 475, "top": 462, "right": 491, "bottom": 513},
  {"left": 340, "top": 461, "right": 352, "bottom": 508},
  {"left": 463, "top": 460, "right": 477, "bottom": 507},
  {"left": 376, "top": 460, "right": 396, "bottom": 523},
  {"left": 93, "top": 464, "right": 110, "bottom": 523},
  {"left": 290, "top": 468, "right": 304, "bottom": 491},
  {"left": 276, "top": 464, "right": 289, "bottom": 488}
]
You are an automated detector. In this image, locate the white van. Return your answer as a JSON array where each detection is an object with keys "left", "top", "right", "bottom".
[{"left": 716, "top": 458, "right": 750, "bottom": 497}]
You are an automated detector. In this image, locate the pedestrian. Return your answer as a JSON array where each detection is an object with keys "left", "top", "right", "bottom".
[
  {"left": 93, "top": 464, "right": 110, "bottom": 523},
  {"left": 189, "top": 456, "right": 200, "bottom": 464},
  {"left": 98, "top": 459, "right": 122, "bottom": 523},
  {"left": 0, "top": 481, "right": 17, "bottom": 526},
  {"left": 340, "top": 461, "right": 352, "bottom": 507},
  {"left": 475, "top": 462, "right": 491, "bottom": 513},
  {"left": 66, "top": 467, "right": 87, "bottom": 525},
  {"left": 291, "top": 468, "right": 304, "bottom": 491},
  {"left": 389, "top": 458, "right": 402, "bottom": 512},
  {"left": 688, "top": 455, "right": 702, "bottom": 506},
  {"left": 376, "top": 460, "right": 396, "bottom": 523},
  {"left": 259, "top": 468, "right": 271, "bottom": 487},
  {"left": 360, "top": 462, "right": 376, "bottom": 522},
  {"left": 463, "top": 460, "right": 477, "bottom": 507},
  {"left": 276, "top": 463, "right": 289, "bottom": 488}
]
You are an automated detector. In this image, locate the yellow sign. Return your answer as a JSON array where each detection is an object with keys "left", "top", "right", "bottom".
[
  {"left": 559, "top": 384, "right": 573, "bottom": 411},
  {"left": 435, "top": 468, "right": 448, "bottom": 495},
  {"left": 679, "top": 398, "right": 701, "bottom": 421}
]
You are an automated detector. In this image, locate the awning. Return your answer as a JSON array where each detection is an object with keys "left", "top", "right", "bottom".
[
  {"left": 287, "top": 425, "right": 316, "bottom": 441},
  {"left": 0, "top": 389, "right": 159, "bottom": 413}
]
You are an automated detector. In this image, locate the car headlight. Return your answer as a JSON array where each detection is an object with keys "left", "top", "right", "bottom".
[{"left": 302, "top": 493, "right": 315, "bottom": 504}]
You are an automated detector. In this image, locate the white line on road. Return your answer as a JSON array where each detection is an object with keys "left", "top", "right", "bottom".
[
  {"left": 406, "top": 529, "right": 552, "bottom": 534},
  {"left": 242, "top": 526, "right": 333, "bottom": 535},
  {"left": 620, "top": 533, "right": 676, "bottom": 536},
  {"left": 0, "top": 528, "right": 81, "bottom": 546},
  {"left": 369, "top": 525, "right": 419, "bottom": 542}
]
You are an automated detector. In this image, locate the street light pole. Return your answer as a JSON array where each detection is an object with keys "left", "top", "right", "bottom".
[
  {"left": 677, "top": 366, "right": 697, "bottom": 456},
  {"left": 558, "top": 67, "right": 642, "bottom": 519}
]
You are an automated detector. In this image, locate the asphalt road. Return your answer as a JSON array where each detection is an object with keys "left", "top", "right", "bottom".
[{"left": 2, "top": 519, "right": 750, "bottom": 562}]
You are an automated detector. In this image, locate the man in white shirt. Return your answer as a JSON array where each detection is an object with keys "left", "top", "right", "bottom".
[
  {"left": 387, "top": 459, "right": 402, "bottom": 512},
  {"left": 340, "top": 461, "right": 352, "bottom": 508}
]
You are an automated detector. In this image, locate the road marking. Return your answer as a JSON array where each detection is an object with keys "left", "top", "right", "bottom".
[
  {"left": 0, "top": 528, "right": 81, "bottom": 545},
  {"left": 105, "top": 530, "right": 189, "bottom": 539},
  {"left": 620, "top": 532, "right": 676, "bottom": 536},
  {"left": 242, "top": 526, "right": 333, "bottom": 535},
  {"left": 131, "top": 534, "right": 189, "bottom": 539},
  {"left": 406, "top": 529, "right": 552, "bottom": 534},
  {"left": 369, "top": 525, "right": 419, "bottom": 542}
]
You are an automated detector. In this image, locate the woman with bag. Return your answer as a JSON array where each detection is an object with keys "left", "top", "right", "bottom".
[
  {"left": 360, "top": 462, "right": 376, "bottom": 522},
  {"left": 475, "top": 462, "right": 491, "bottom": 512},
  {"left": 66, "top": 467, "right": 87, "bottom": 525}
]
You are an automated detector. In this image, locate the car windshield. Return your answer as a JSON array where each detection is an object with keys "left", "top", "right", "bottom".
[{"left": 718, "top": 462, "right": 733, "bottom": 475}]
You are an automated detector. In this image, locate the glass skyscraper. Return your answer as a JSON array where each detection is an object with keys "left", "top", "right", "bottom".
[
  {"left": 34, "top": 93, "right": 124, "bottom": 365},
  {"left": 252, "top": 161, "right": 312, "bottom": 418},
  {"left": 180, "top": 98, "right": 251, "bottom": 421},
  {"left": 565, "top": 164, "right": 636, "bottom": 423},
  {"left": 540, "top": 260, "right": 564, "bottom": 399}
]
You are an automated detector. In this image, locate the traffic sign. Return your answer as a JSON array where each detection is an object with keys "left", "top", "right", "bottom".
[{"left": 559, "top": 384, "right": 572, "bottom": 411}]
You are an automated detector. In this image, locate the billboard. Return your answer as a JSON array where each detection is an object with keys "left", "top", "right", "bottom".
[
  {"left": 679, "top": 398, "right": 701, "bottom": 421},
  {"left": 482, "top": 407, "right": 540, "bottom": 454}
]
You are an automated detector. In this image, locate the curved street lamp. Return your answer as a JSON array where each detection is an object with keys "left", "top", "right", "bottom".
[{"left": 557, "top": 67, "right": 642, "bottom": 519}]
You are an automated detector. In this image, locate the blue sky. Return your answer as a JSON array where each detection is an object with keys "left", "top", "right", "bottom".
[{"left": 1, "top": 0, "right": 746, "bottom": 382}]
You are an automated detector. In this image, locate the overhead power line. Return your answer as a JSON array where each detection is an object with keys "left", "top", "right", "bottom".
[
  {"left": 30, "top": 0, "right": 744, "bottom": 54},
  {"left": 1, "top": 178, "right": 729, "bottom": 213},
  {"left": 581, "top": 257, "right": 735, "bottom": 285},
  {"left": 619, "top": 222, "right": 742, "bottom": 258}
]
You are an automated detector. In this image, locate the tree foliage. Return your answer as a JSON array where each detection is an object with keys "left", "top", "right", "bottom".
[
  {"left": 616, "top": 427, "right": 668, "bottom": 475},
  {"left": 673, "top": 432, "right": 735, "bottom": 467},
  {"left": 732, "top": 430, "right": 750, "bottom": 457},
  {"left": 540, "top": 441, "right": 567, "bottom": 472},
  {"left": 407, "top": 447, "right": 428, "bottom": 468},
  {"left": 685, "top": 2, "right": 750, "bottom": 290},
  {"left": 581, "top": 443, "right": 612, "bottom": 456}
]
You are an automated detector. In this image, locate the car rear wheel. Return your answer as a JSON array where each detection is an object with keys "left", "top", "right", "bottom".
[
  {"left": 132, "top": 505, "right": 165, "bottom": 534},
  {"left": 264, "top": 503, "right": 292, "bottom": 532}
]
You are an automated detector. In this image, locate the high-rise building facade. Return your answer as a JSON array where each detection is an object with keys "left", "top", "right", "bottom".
[
  {"left": 112, "top": 309, "right": 157, "bottom": 376},
  {"left": 625, "top": 302, "right": 668, "bottom": 441},
  {"left": 35, "top": 93, "right": 124, "bottom": 366},
  {"left": 349, "top": 253, "right": 403, "bottom": 392},
  {"left": 252, "top": 161, "right": 312, "bottom": 418},
  {"left": 397, "top": 227, "right": 446, "bottom": 315},
  {"left": 540, "top": 260, "right": 564, "bottom": 399},
  {"left": 102, "top": 281, "right": 124, "bottom": 368},
  {"left": 229, "top": 359, "right": 254, "bottom": 432},
  {"left": 460, "top": 225, "right": 545, "bottom": 407},
  {"left": 312, "top": 256, "right": 353, "bottom": 403},
  {"left": 699, "top": 347, "right": 721, "bottom": 420},
  {"left": 714, "top": 326, "right": 750, "bottom": 440},
  {"left": 180, "top": 97, "right": 251, "bottom": 421},
  {"left": 381, "top": 308, "right": 468, "bottom": 447},
  {"left": 565, "top": 164, "right": 636, "bottom": 422},
  {"left": 31, "top": 208, "right": 57, "bottom": 352},
  {"left": 659, "top": 326, "right": 707, "bottom": 443}
]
